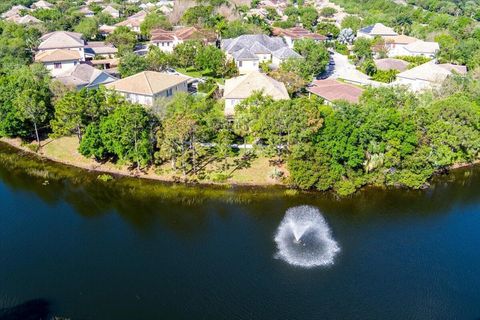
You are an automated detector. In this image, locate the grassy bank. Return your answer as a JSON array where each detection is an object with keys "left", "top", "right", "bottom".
[{"left": 0, "top": 136, "right": 286, "bottom": 187}]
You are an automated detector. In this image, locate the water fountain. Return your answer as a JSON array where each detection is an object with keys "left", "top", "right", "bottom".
[{"left": 274, "top": 205, "right": 340, "bottom": 268}]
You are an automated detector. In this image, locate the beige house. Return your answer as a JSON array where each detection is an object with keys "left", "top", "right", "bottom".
[
  {"left": 35, "top": 49, "right": 81, "bottom": 77},
  {"left": 1, "top": 5, "right": 29, "bottom": 19},
  {"left": 105, "top": 71, "right": 189, "bottom": 106},
  {"left": 223, "top": 71, "right": 290, "bottom": 116},
  {"left": 114, "top": 10, "right": 147, "bottom": 33},
  {"left": 31, "top": 0, "right": 54, "bottom": 10},
  {"left": 102, "top": 5, "right": 120, "bottom": 18},
  {"left": 6, "top": 14, "right": 42, "bottom": 25},
  {"left": 38, "top": 31, "right": 86, "bottom": 61},
  {"left": 394, "top": 61, "right": 467, "bottom": 91}
]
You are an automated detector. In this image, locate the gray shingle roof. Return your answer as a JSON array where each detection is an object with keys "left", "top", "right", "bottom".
[
  {"left": 222, "top": 34, "right": 287, "bottom": 55},
  {"left": 232, "top": 48, "right": 259, "bottom": 61},
  {"left": 272, "top": 47, "right": 302, "bottom": 59}
]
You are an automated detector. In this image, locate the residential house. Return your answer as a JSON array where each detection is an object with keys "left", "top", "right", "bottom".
[
  {"left": 31, "top": 0, "right": 54, "bottom": 10},
  {"left": 374, "top": 58, "right": 409, "bottom": 72},
  {"left": 357, "top": 23, "right": 398, "bottom": 39},
  {"left": 56, "top": 64, "right": 117, "bottom": 89},
  {"left": 394, "top": 61, "right": 467, "bottom": 91},
  {"left": 78, "top": 6, "right": 95, "bottom": 18},
  {"left": 307, "top": 79, "right": 364, "bottom": 104},
  {"left": 105, "top": 71, "right": 189, "bottom": 106},
  {"left": 1, "top": 5, "right": 29, "bottom": 19},
  {"left": 221, "top": 34, "right": 294, "bottom": 73},
  {"left": 99, "top": 25, "right": 116, "bottom": 37},
  {"left": 273, "top": 27, "right": 327, "bottom": 48},
  {"left": 271, "top": 47, "right": 302, "bottom": 67},
  {"left": 102, "top": 5, "right": 120, "bottom": 18},
  {"left": 383, "top": 34, "right": 417, "bottom": 57},
  {"left": 35, "top": 49, "right": 81, "bottom": 77},
  {"left": 6, "top": 14, "right": 42, "bottom": 25},
  {"left": 399, "top": 40, "right": 439, "bottom": 58},
  {"left": 114, "top": 10, "right": 147, "bottom": 33},
  {"left": 91, "top": 58, "right": 119, "bottom": 70},
  {"left": 223, "top": 71, "right": 289, "bottom": 116},
  {"left": 150, "top": 27, "right": 216, "bottom": 53},
  {"left": 38, "top": 31, "right": 86, "bottom": 61},
  {"left": 85, "top": 41, "right": 118, "bottom": 59}
]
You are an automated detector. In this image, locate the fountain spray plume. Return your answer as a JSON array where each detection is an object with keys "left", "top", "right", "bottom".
[{"left": 274, "top": 205, "right": 340, "bottom": 268}]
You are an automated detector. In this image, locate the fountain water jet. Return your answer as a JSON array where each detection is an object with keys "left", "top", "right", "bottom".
[{"left": 274, "top": 206, "right": 340, "bottom": 268}]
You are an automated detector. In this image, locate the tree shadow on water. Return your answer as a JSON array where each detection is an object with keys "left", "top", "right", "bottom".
[{"left": 0, "top": 299, "right": 50, "bottom": 320}]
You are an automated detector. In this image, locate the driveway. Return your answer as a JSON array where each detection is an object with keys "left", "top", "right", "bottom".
[{"left": 325, "top": 52, "right": 382, "bottom": 87}]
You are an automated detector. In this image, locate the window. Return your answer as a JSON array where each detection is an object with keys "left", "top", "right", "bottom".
[
  {"left": 54, "top": 62, "right": 62, "bottom": 69},
  {"left": 238, "top": 61, "right": 242, "bottom": 67},
  {"left": 166, "top": 88, "right": 173, "bottom": 97}
]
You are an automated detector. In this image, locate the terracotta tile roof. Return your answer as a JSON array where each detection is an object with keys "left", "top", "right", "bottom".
[
  {"left": 273, "top": 27, "right": 327, "bottom": 41},
  {"left": 150, "top": 27, "right": 216, "bottom": 42},
  {"left": 35, "top": 49, "right": 81, "bottom": 62},
  {"left": 307, "top": 79, "right": 364, "bottom": 103},
  {"left": 383, "top": 34, "right": 417, "bottom": 44}
]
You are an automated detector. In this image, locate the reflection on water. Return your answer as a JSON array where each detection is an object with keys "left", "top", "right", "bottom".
[
  {"left": 0, "top": 299, "right": 50, "bottom": 320},
  {"left": 2, "top": 142, "right": 480, "bottom": 319}
]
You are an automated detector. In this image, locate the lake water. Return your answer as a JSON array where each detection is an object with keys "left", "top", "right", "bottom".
[{"left": 1, "top": 142, "right": 480, "bottom": 319}]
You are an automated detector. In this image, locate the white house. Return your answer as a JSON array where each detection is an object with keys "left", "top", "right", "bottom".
[
  {"left": 79, "top": 6, "right": 95, "bottom": 17},
  {"left": 38, "top": 31, "right": 86, "bottom": 61},
  {"left": 150, "top": 27, "right": 215, "bottom": 53},
  {"left": 105, "top": 71, "right": 189, "bottom": 106},
  {"left": 221, "top": 34, "right": 297, "bottom": 74},
  {"left": 114, "top": 10, "right": 147, "bottom": 33},
  {"left": 223, "top": 71, "right": 290, "bottom": 116},
  {"left": 34, "top": 49, "right": 81, "bottom": 77},
  {"left": 272, "top": 26, "right": 327, "bottom": 49},
  {"left": 384, "top": 34, "right": 418, "bottom": 57},
  {"left": 357, "top": 23, "right": 398, "bottom": 39},
  {"left": 394, "top": 61, "right": 467, "bottom": 91}
]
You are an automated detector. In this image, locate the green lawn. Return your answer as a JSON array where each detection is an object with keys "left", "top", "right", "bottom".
[{"left": 176, "top": 67, "right": 225, "bottom": 84}]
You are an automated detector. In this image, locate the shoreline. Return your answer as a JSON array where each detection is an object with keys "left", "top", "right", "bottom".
[
  {"left": 1, "top": 137, "right": 479, "bottom": 193},
  {"left": 0, "top": 137, "right": 286, "bottom": 188}
]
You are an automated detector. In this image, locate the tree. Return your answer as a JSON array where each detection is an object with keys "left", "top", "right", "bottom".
[
  {"left": 338, "top": 28, "right": 355, "bottom": 44},
  {"left": 341, "top": 16, "right": 362, "bottom": 32},
  {"left": 74, "top": 18, "right": 98, "bottom": 40},
  {"left": 146, "top": 46, "right": 173, "bottom": 72},
  {"left": 195, "top": 45, "right": 226, "bottom": 76},
  {"left": 14, "top": 89, "right": 48, "bottom": 147},
  {"left": 316, "top": 22, "right": 340, "bottom": 37},
  {"left": 51, "top": 88, "right": 111, "bottom": 142},
  {"left": 352, "top": 37, "right": 373, "bottom": 63},
  {"left": 173, "top": 40, "right": 203, "bottom": 68},
  {"left": 320, "top": 7, "right": 337, "bottom": 17},
  {"left": 0, "top": 64, "right": 52, "bottom": 141},
  {"left": 80, "top": 104, "right": 157, "bottom": 169},
  {"left": 281, "top": 38, "right": 329, "bottom": 81},
  {"left": 106, "top": 26, "right": 137, "bottom": 53},
  {"left": 119, "top": 52, "right": 148, "bottom": 77},
  {"left": 269, "top": 69, "right": 306, "bottom": 96},
  {"left": 140, "top": 12, "right": 172, "bottom": 36},
  {"left": 299, "top": 6, "right": 318, "bottom": 30}
]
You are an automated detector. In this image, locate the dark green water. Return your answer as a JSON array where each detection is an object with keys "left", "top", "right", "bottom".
[{"left": 1, "top": 142, "right": 480, "bottom": 319}]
